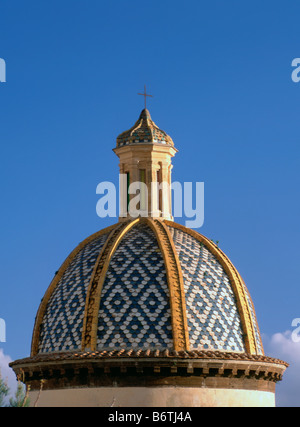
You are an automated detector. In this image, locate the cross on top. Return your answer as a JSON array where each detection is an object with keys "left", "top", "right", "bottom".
[{"left": 138, "top": 85, "right": 153, "bottom": 109}]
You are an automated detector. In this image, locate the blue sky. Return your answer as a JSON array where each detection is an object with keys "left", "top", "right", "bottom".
[{"left": 0, "top": 0, "right": 300, "bottom": 406}]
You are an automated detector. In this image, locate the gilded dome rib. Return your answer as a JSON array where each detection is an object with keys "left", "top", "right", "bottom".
[{"left": 146, "top": 219, "right": 190, "bottom": 351}]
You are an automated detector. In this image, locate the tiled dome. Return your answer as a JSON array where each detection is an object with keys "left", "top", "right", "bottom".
[
  {"left": 116, "top": 109, "right": 174, "bottom": 148},
  {"left": 31, "top": 218, "right": 264, "bottom": 357}
]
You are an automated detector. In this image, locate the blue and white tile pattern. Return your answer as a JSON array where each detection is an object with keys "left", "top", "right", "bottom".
[
  {"left": 168, "top": 226, "right": 246, "bottom": 353},
  {"left": 97, "top": 225, "right": 173, "bottom": 350},
  {"left": 38, "top": 233, "right": 109, "bottom": 353}
]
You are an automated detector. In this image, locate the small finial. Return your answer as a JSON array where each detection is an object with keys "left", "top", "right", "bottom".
[{"left": 138, "top": 85, "right": 153, "bottom": 109}]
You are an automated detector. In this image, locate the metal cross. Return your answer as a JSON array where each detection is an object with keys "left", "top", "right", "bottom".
[{"left": 138, "top": 85, "right": 153, "bottom": 109}]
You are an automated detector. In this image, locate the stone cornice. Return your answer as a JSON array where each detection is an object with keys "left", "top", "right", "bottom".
[{"left": 10, "top": 350, "right": 288, "bottom": 392}]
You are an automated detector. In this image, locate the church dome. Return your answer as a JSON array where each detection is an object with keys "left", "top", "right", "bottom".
[{"left": 30, "top": 218, "right": 263, "bottom": 356}]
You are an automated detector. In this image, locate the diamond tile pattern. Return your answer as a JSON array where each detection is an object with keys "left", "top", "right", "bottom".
[
  {"left": 97, "top": 224, "right": 173, "bottom": 350},
  {"left": 37, "top": 220, "right": 262, "bottom": 356},
  {"left": 38, "top": 233, "right": 109, "bottom": 353},
  {"left": 168, "top": 226, "right": 246, "bottom": 353}
]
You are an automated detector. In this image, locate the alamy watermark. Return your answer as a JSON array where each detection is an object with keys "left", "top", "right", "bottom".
[
  {"left": 0, "top": 58, "right": 6, "bottom": 83},
  {"left": 291, "top": 318, "right": 300, "bottom": 343},
  {"left": 0, "top": 318, "right": 6, "bottom": 343},
  {"left": 292, "top": 58, "right": 300, "bottom": 83},
  {"left": 96, "top": 176, "right": 205, "bottom": 229}
]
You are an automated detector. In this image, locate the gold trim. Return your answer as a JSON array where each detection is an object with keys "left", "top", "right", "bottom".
[
  {"left": 145, "top": 218, "right": 190, "bottom": 351},
  {"left": 241, "top": 278, "right": 265, "bottom": 355},
  {"left": 30, "top": 223, "right": 117, "bottom": 356},
  {"left": 165, "top": 220, "right": 260, "bottom": 355},
  {"left": 81, "top": 220, "right": 139, "bottom": 351}
]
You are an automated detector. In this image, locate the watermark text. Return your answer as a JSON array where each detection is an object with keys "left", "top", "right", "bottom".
[
  {"left": 292, "top": 318, "right": 300, "bottom": 343},
  {"left": 96, "top": 177, "right": 204, "bottom": 229},
  {"left": 0, "top": 318, "right": 6, "bottom": 343},
  {"left": 0, "top": 58, "right": 6, "bottom": 83},
  {"left": 292, "top": 58, "right": 300, "bottom": 83}
]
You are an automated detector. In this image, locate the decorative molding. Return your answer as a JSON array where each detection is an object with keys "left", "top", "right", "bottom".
[
  {"left": 10, "top": 349, "right": 289, "bottom": 367},
  {"left": 10, "top": 350, "right": 288, "bottom": 392}
]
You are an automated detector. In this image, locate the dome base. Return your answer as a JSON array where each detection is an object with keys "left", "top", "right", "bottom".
[
  {"left": 28, "top": 386, "right": 276, "bottom": 407},
  {"left": 10, "top": 350, "right": 287, "bottom": 407}
]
